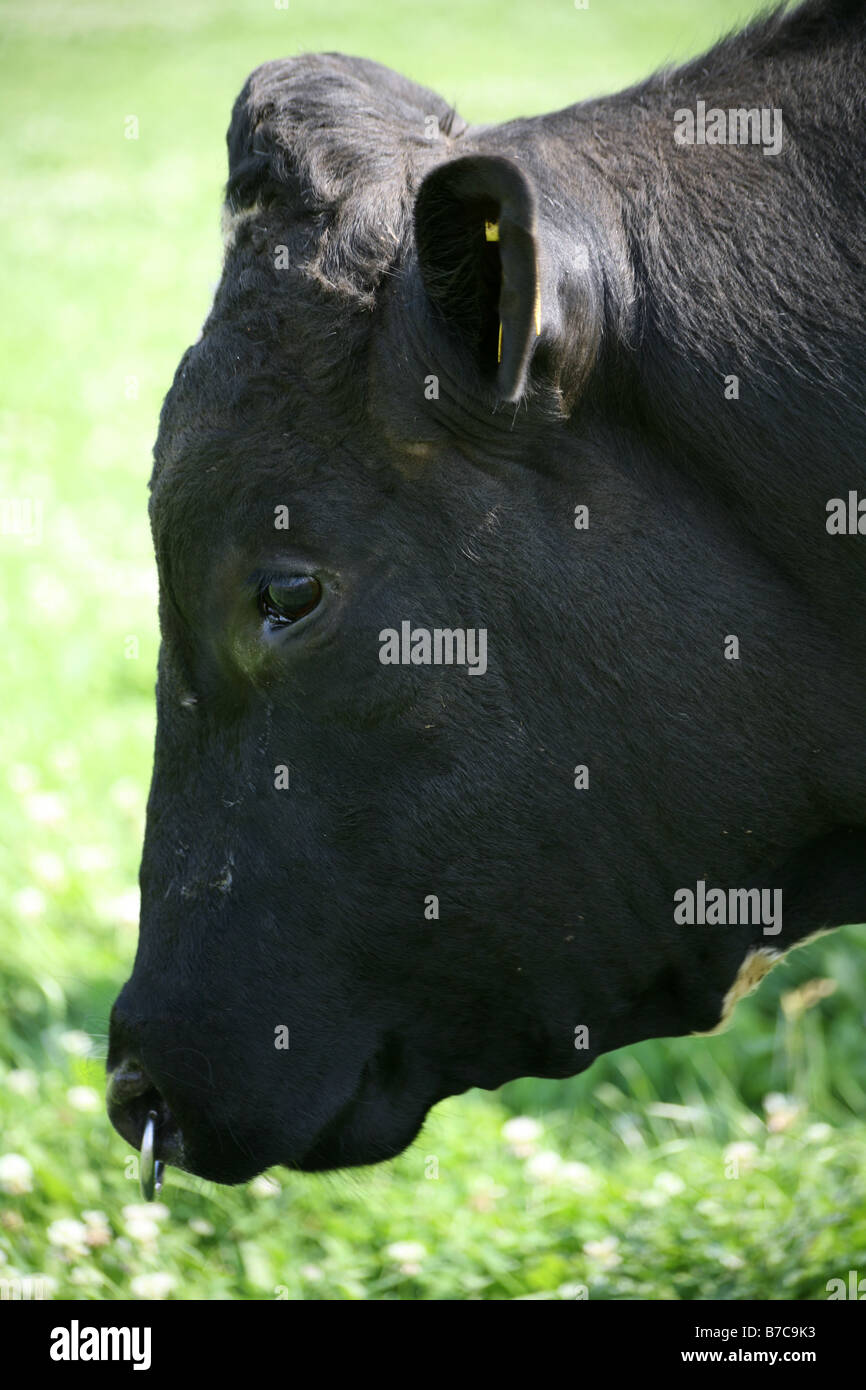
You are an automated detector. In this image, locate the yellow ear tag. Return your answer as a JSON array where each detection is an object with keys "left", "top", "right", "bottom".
[
  {"left": 492, "top": 219, "right": 505, "bottom": 355},
  {"left": 485, "top": 220, "right": 539, "bottom": 360},
  {"left": 487, "top": 221, "right": 502, "bottom": 360}
]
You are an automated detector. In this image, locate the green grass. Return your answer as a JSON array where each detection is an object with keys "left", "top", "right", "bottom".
[{"left": 2, "top": 0, "right": 865, "bottom": 1301}]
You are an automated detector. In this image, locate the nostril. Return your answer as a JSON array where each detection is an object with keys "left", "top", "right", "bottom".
[
  {"left": 106, "top": 1056, "right": 182, "bottom": 1165},
  {"left": 106, "top": 1057, "right": 152, "bottom": 1111}
]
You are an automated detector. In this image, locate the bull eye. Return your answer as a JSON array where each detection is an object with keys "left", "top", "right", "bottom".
[{"left": 259, "top": 575, "right": 322, "bottom": 627}]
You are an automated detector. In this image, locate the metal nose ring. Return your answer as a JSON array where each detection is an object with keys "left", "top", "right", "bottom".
[{"left": 140, "top": 1109, "right": 165, "bottom": 1201}]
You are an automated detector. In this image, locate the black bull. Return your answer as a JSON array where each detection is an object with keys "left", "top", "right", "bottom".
[{"left": 107, "top": 0, "right": 866, "bottom": 1183}]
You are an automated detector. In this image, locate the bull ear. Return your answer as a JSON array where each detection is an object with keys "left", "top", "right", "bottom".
[{"left": 414, "top": 155, "right": 542, "bottom": 403}]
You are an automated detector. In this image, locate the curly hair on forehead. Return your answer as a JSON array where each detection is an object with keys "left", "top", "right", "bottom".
[{"left": 224, "top": 53, "right": 466, "bottom": 308}]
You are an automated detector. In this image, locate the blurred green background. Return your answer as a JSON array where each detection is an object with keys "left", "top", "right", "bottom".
[{"left": 1, "top": 0, "right": 865, "bottom": 1301}]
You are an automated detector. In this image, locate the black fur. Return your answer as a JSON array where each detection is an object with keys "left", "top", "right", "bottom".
[{"left": 108, "top": 0, "right": 866, "bottom": 1183}]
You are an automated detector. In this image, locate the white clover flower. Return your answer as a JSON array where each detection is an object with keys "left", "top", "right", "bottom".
[
  {"left": 559, "top": 1161, "right": 598, "bottom": 1194},
  {"left": 467, "top": 1175, "right": 508, "bottom": 1211},
  {"left": 763, "top": 1091, "right": 791, "bottom": 1113},
  {"left": 51, "top": 747, "right": 79, "bottom": 776},
  {"left": 386, "top": 1240, "right": 426, "bottom": 1262},
  {"left": 71, "top": 845, "right": 113, "bottom": 873},
  {"left": 110, "top": 779, "right": 141, "bottom": 812},
  {"left": 81, "top": 1211, "right": 112, "bottom": 1247},
  {"left": 25, "top": 792, "right": 65, "bottom": 825},
  {"left": 558, "top": 1281, "right": 590, "bottom": 1300},
  {"left": 32, "top": 852, "right": 65, "bottom": 885},
  {"left": 525, "top": 1150, "right": 562, "bottom": 1183},
  {"left": 386, "top": 1245, "right": 428, "bottom": 1267},
  {"left": 98, "top": 890, "right": 140, "bottom": 927},
  {"left": 67, "top": 1086, "right": 101, "bottom": 1112},
  {"left": 0, "top": 1153, "right": 34, "bottom": 1194},
  {"left": 763, "top": 1092, "right": 801, "bottom": 1133},
  {"left": 124, "top": 1217, "right": 160, "bottom": 1245},
  {"left": 9, "top": 764, "right": 37, "bottom": 794},
  {"left": 724, "top": 1140, "right": 759, "bottom": 1171},
  {"left": 5, "top": 1069, "right": 38, "bottom": 1097},
  {"left": 386, "top": 1240, "right": 427, "bottom": 1275},
  {"left": 502, "top": 1116, "right": 542, "bottom": 1156},
  {"left": 47, "top": 1219, "right": 90, "bottom": 1257},
  {"left": 804, "top": 1123, "right": 833, "bottom": 1143},
  {"left": 13, "top": 887, "right": 46, "bottom": 919},
  {"left": 131, "top": 1272, "right": 176, "bottom": 1300},
  {"left": 59, "top": 1031, "right": 92, "bottom": 1056},
  {"left": 122, "top": 1202, "right": 169, "bottom": 1223},
  {"left": 718, "top": 1252, "right": 745, "bottom": 1270},
  {"left": 639, "top": 1189, "right": 667, "bottom": 1208},
  {"left": 122, "top": 1202, "right": 168, "bottom": 1245},
  {"left": 654, "top": 1172, "right": 686, "bottom": 1196},
  {"left": 249, "top": 1175, "right": 280, "bottom": 1198},
  {"left": 582, "top": 1236, "right": 621, "bottom": 1268}
]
